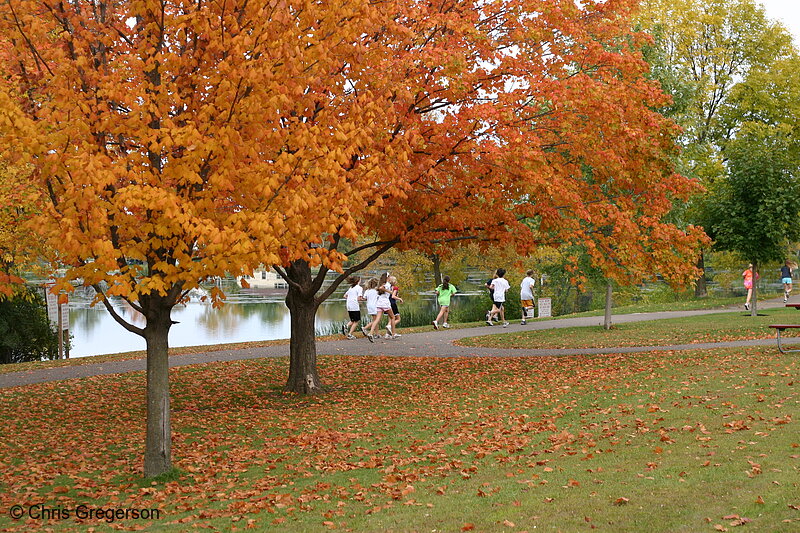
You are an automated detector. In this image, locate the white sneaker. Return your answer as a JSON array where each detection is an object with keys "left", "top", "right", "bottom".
[
  {"left": 503, "top": 322, "right": 509, "bottom": 327},
  {"left": 346, "top": 334, "right": 356, "bottom": 340},
  {"left": 384, "top": 333, "right": 392, "bottom": 339},
  {"left": 392, "top": 334, "right": 401, "bottom": 339},
  {"left": 432, "top": 320, "right": 439, "bottom": 330},
  {"left": 485, "top": 320, "right": 493, "bottom": 326},
  {"left": 387, "top": 324, "right": 393, "bottom": 335},
  {"left": 443, "top": 323, "right": 450, "bottom": 328},
  {"left": 744, "top": 303, "right": 750, "bottom": 310},
  {"left": 520, "top": 321, "right": 526, "bottom": 325},
  {"left": 341, "top": 324, "right": 348, "bottom": 336},
  {"left": 366, "top": 333, "right": 374, "bottom": 343},
  {"left": 361, "top": 326, "right": 369, "bottom": 337}
]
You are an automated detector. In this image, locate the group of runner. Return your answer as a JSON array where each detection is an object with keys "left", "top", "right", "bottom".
[
  {"left": 481, "top": 268, "right": 537, "bottom": 327},
  {"left": 343, "top": 268, "right": 539, "bottom": 340},
  {"left": 342, "top": 273, "right": 402, "bottom": 342}
]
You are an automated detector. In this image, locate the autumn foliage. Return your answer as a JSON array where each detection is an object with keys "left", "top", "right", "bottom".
[{"left": 0, "top": 0, "right": 705, "bottom": 300}]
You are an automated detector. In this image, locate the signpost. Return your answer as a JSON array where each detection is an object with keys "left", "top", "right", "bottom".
[
  {"left": 538, "top": 297, "right": 552, "bottom": 318},
  {"left": 44, "top": 283, "right": 69, "bottom": 359}
]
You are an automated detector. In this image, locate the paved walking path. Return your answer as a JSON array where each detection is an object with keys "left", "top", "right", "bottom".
[{"left": 1, "top": 299, "right": 797, "bottom": 389}]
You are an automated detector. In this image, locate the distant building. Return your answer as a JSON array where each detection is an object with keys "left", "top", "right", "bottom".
[{"left": 239, "top": 267, "right": 289, "bottom": 289}]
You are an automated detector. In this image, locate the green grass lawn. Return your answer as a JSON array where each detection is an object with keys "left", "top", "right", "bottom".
[
  {"left": 0, "top": 345, "right": 797, "bottom": 531},
  {"left": 458, "top": 306, "right": 800, "bottom": 350}
]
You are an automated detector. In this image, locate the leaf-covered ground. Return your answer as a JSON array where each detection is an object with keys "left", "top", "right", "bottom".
[
  {"left": 457, "top": 308, "right": 798, "bottom": 350},
  {"left": 0, "top": 346, "right": 798, "bottom": 532}
]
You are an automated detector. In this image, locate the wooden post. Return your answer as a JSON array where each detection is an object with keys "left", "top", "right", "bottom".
[
  {"left": 603, "top": 281, "right": 613, "bottom": 330},
  {"left": 57, "top": 303, "right": 64, "bottom": 359}
]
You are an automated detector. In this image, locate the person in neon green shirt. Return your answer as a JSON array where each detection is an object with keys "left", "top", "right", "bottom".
[{"left": 433, "top": 276, "right": 457, "bottom": 330}]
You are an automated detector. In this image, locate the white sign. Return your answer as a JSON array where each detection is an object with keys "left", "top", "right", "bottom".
[
  {"left": 538, "top": 297, "right": 552, "bottom": 318},
  {"left": 44, "top": 285, "right": 69, "bottom": 330}
]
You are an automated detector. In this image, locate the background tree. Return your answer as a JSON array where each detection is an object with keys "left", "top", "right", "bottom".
[
  {"left": 636, "top": 0, "right": 794, "bottom": 295},
  {"left": 704, "top": 124, "right": 800, "bottom": 316},
  {"left": 0, "top": 287, "right": 59, "bottom": 364},
  {"left": 702, "top": 51, "right": 800, "bottom": 316}
]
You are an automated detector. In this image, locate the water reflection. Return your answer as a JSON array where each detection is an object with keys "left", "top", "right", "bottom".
[
  {"left": 66, "top": 281, "right": 386, "bottom": 357},
  {"left": 65, "top": 279, "right": 479, "bottom": 358}
]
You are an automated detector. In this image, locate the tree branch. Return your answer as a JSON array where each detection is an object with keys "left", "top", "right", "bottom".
[
  {"left": 92, "top": 284, "right": 145, "bottom": 337},
  {"left": 315, "top": 239, "right": 398, "bottom": 304},
  {"left": 272, "top": 264, "right": 303, "bottom": 291}
]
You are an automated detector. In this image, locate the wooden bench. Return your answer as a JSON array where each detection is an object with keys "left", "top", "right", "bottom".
[{"left": 769, "top": 324, "right": 800, "bottom": 353}]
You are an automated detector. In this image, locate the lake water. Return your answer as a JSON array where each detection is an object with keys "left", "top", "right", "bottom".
[{"left": 64, "top": 281, "right": 454, "bottom": 357}]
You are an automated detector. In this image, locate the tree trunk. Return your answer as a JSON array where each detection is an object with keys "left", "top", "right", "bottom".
[
  {"left": 143, "top": 305, "right": 173, "bottom": 477},
  {"left": 284, "top": 261, "right": 324, "bottom": 395},
  {"left": 603, "top": 281, "right": 613, "bottom": 330},
  {"left": 751, "top": 260, "right": 758, "bottom": 317},
  {"left": 430, "top": 254, "right": 442, "bottom": 287},
  {"left": 694, "top": 250, "right": 708, "bottom": 297}
]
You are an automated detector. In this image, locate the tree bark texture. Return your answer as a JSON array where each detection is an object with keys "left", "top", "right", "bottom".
[
  {"left": 694, "top": 251, "right": 708, "bottom": 298},
  {"left": 284, "top": 261, "right": 323, "bottom": 395},
  {"left": 603, "top": 282, "right": 613, "bottom": 330},
  {"left": 430, "top": 254, "right": 442, "bottom": 287},
  {"left": 143, "top": 304, "right": 173, "bottom": 477},
  {"left": 751, "top": 260, "right": 758, "bottom": 317}
]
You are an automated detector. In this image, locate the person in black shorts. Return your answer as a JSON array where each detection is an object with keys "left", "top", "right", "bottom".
[
  {"left": 485, "top": 270, "right": 497, "bottom": 324},
  {"left": 388, "top": 275, "right": 403, "bottom": 338},
  {"left": 343, "top": 276, "right": 365, "bottom": 339},
  {"left": 781, "top": 260, "right": 794, "bottom": 302}
]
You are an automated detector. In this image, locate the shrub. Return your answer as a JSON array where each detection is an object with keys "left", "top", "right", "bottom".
[{"left": 0, "top": 288, "right": 60, "bottom": 364}]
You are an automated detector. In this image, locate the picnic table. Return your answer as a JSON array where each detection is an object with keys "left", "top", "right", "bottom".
[{"left": 769, "top": 304, "right": 800, "bottom": 353}]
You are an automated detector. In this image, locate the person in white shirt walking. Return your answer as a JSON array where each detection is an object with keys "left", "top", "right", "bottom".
[
  {"left": 486, "top": 268, "right": 510, "bottom": 327},
  {"left": 361, "top": 278, "right": 379, "bottom": 342},
  {"left": 367, "top": 272, "right": 396, "bottom": 340},
  {"left": 519, "top": 269, "right": 536, "bottom": 325},
  {"left": 342, "top": 276, "right": 365, "bottom": 339}
]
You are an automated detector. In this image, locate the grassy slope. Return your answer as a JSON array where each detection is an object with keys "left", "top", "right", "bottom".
[
  {"left": 458, "top": 307, "right": 800, "bottom": 349},
  {"left": 0, "top": 346, "right": 797, "bottom": 532}
]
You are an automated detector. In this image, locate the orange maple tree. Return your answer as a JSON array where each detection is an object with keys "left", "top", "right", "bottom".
[
  {"left": 273, "top": 0, "right": 707, "bottom": 392},
  {"left": 0, "top": 0, "right": 705, "bottom": 476}
]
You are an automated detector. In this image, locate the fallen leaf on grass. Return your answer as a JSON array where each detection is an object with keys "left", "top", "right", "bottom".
[
  {"left": 772, "top": 415, "right": 791, "bottom": 425},
  {"left": 613, "top": 497, "right": 629, "bottom": 506}
]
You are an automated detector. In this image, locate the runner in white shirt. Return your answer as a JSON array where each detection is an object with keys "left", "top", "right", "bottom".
[
  {"left": 367, "top": 272, "right": 396, "bottom": 340},
  {"left": 519, "top": 269, "right": 536, "bottom": 325},
  {"left": 342, "top": 276, "right": 365, "bottom": 339},
  {"left": 361, "top": 278, "right": 379, "bottom": 342},
  {"left": 487, "top": 268, "right": 510, "bottom": 327}
]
